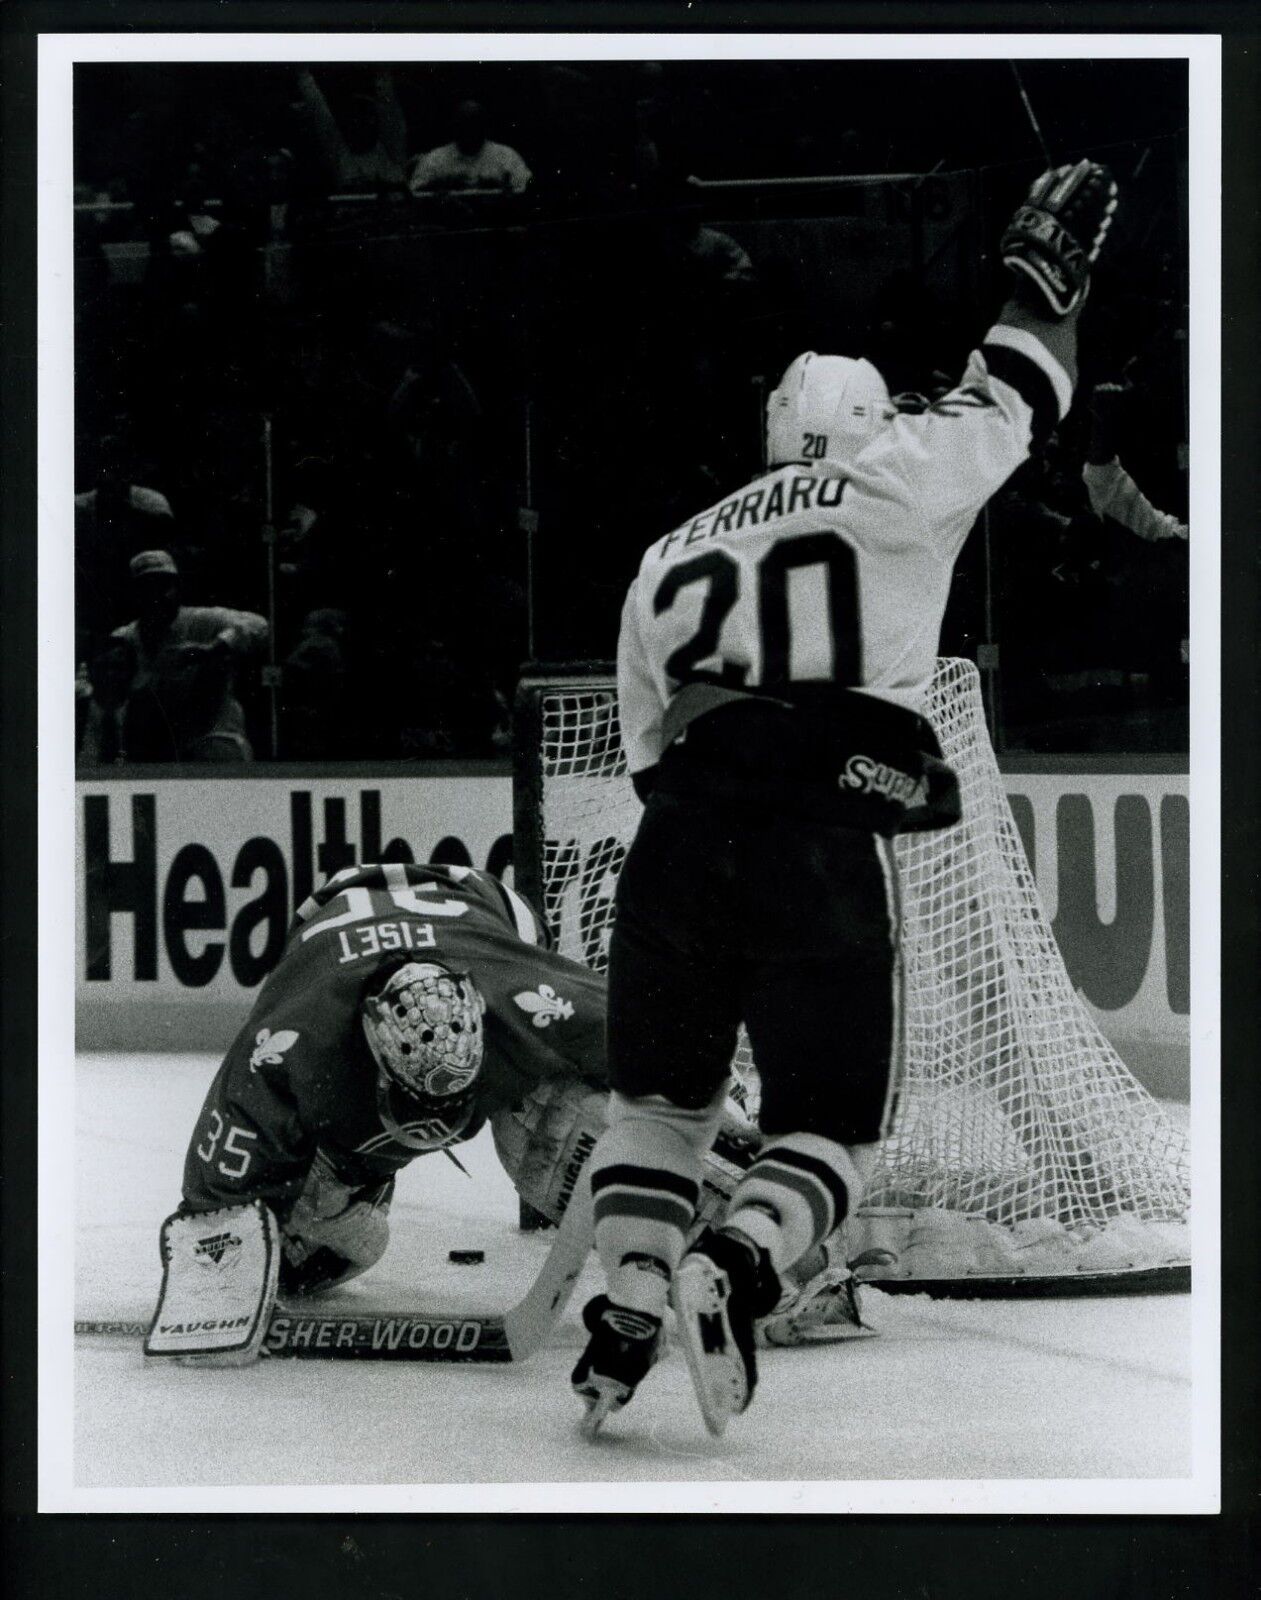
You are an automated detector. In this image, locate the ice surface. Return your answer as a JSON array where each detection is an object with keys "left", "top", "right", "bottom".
[{"left": 72, "top": 1055, "right": 1192, "bottom": 1490}]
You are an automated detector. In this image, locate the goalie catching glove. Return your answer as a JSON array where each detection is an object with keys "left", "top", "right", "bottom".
[
  {"left": 1001, "top": 159, "right": 1119, "bottom": 318},
  {"left": 279, "top": 1149, "right": 395, "bottom": 1296}
]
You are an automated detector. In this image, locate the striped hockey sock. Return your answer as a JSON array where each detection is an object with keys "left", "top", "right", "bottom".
[
  {"left": 719, "top": 1133, "right": 861, "bottom": 1275},
  {"left": 589, "top": 1116, "right": 702, "bottom": 1316}
]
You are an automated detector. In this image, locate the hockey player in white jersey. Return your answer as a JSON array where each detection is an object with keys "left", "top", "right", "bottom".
[{"left": 573, "top": 161, "right": 1120, "bottom": 1435}]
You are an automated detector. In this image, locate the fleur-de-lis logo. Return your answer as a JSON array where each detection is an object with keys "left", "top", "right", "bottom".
[
  {"left": 249, "top": 1027, "right": 300, "bottom": 1073},
  {"left": 513, "top": 983, "right": 575, "bottom": 1029}
]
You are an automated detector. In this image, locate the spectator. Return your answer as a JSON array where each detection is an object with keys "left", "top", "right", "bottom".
[
  {"left": 75, "top": 431, "right": 177, "bottom": 658},
  {"left": 629, "top": 66, "right": 670, "bottom": 193},
  {"left": 382, "top": 321, "right": 489, "bottom": 544},
  {"left": 393, "top": 625, "right": 509, "bottom": 758},
  {"left": 1083, "top": 382, "right": 1189, "bottom": 543},
  {"left": 294, "top": 68, "right": 408, "bottom": 192},
  {"left": 274, "top": 471, "right": 342, "bottom": 623},
  {"left": 408, "top": 100, "right": 531, "bottom": 195},
  {"left": 530, "top": 64, "right": 619, "bottom": 201},
  {"left": 112, "top": 549, "right": 268, "bottom": 761},
  {"left": 75, "top": 447, "right": 176, "bottom": 539},
  {"left": 867, "top": 270, "right": 951, "bottom": 399},
  {"left": 279, "top": 609, "right": 353, "bottom": 759},
  {"left": 688, "top": 224, "right": 753, "bottom": 285},
  {"left": 1082, "top": 380, "right": 1189, "bottom": 716},
  {"left": 76, "top": 639, "right": 139, "bottom": 765},
  {"left": 1083, "top": 457, "right": 1189, "bottom": 544}
]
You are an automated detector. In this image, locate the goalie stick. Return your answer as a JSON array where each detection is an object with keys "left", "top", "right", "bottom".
[{"left": 75, "top": 1173, "right": 595, "bottom": 1364}]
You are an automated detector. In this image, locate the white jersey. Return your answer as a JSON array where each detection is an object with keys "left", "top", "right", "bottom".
[{"left": 617, "top": 320, "right": 1073, "bottom": 778}]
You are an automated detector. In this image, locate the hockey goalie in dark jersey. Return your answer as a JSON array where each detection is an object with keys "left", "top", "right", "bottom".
[
  {"left": 146, "top": 862, "right": 610, "bottom": 1362},
  {"left": 180, "top": 861, "right": 606, "bottom": 1235}
]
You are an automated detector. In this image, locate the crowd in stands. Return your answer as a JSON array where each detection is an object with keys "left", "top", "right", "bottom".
[{"left": 73, "top": 60, "right": 1189, "bottom": 763}]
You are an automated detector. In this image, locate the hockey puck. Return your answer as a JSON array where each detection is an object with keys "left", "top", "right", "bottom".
[{"left": 448, "top": 1249, "right": 485, "bottom": 1265}]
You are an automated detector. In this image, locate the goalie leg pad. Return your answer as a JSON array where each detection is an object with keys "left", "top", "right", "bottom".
[
  {"left": 145, "top": 1199, "right": 279, "bottom": 1366},
  {"left": 491, "top": 1080, "right": 611, "bottom": 1223}
]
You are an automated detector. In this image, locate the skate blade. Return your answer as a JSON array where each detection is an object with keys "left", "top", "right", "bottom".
[
  {"left": 758, "top": 1316, "right": 877, "bottom": 1347},
  {"left": 672, "top": 1258, "right": 747, "bottom": 1438}
]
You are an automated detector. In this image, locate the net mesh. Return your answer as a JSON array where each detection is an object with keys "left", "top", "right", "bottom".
[{"left": 526, "top": 660, "right": 1190, "bottom": 1284}]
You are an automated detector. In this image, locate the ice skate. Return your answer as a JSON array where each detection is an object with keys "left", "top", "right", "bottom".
[
  {"left": 571, "top": 1296, "right": 663, "bottom": 1438},
  {"left": 672, "top": 1228, "right": 780, "bottom": 1437}
]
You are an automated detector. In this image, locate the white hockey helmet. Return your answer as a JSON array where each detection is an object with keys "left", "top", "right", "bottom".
[
  {"left": 361, "top": 961, "right": 486, "bottom": 1105},
  {"left": 766, "top": 352, "right": 894, "bottom": 472}
]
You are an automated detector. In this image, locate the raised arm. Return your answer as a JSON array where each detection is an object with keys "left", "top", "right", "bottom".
[
  {"left": 1083, "top": 458, "right": 1188, "bottom": 541},
  {"left": 1082, "top": 381, "right": 1188, "bottom": 541},
  {"left": 859, "top": 161, "right": 1117, "bottom": 534}
]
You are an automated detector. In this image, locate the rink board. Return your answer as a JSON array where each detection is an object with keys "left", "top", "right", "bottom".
[{"left": 73, "top": 760, "right": 1189, "bottom": 1099}]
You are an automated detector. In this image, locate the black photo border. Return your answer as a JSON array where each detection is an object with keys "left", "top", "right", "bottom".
[{"left": 3, "top": 2, "right": 1257, "bottom": 1595}]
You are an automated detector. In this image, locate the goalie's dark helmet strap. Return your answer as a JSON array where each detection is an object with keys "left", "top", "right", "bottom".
[{"left": 372, "top": 1069, "right": 480, "bottom": 1153}]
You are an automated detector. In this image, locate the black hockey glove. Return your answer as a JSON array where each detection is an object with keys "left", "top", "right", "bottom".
[{"left": 1001, "top": 160, "right": 1119, "bottom": 318}]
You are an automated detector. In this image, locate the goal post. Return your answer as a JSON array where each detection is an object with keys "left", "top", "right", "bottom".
[{"left": 512, "top": 659, "right": 1190, "bottom": 1294}]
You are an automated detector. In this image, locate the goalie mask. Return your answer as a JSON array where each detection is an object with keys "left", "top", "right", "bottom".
[
  {"left": 766, "top": 352, "right": 894, "bottom": 473},
  {"left": 361, "top": 962, "right": 486, "bottom": 1122}
]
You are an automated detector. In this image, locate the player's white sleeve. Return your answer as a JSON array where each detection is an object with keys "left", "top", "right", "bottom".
[
  {"left": 616, "top": 578, "right": 668, "bottom": 780},
  {"left": 855, "top": 314, "right": 1074, "bottom": 539},
  {"left": 1083, "top": 458, "right": 1188, "bottom": 541}
]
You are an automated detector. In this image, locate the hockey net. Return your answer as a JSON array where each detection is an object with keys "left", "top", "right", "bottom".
[{"left": 513, "top": 659, "right": 1190, "bottom": 1294}]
